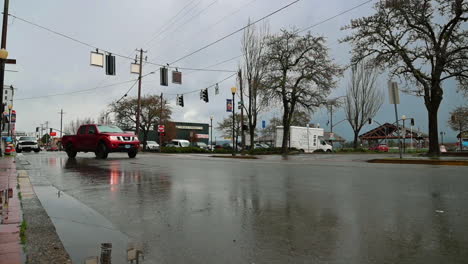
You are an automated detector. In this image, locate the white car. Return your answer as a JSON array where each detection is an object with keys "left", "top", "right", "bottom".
[
  {"left": 171, "top": 139, "right": 190, "bottom": 147},
  {"left": 146, "top": 141, "right": 160, "bottom": 151}
]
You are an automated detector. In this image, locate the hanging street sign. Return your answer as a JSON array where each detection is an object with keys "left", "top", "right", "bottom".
[{"left": 90, "top": 51, "right": 104, "bottom": 67}]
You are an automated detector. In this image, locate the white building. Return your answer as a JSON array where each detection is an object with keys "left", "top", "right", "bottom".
[{"left": 3, "top": 85, "right": 15, "bottom": 107}]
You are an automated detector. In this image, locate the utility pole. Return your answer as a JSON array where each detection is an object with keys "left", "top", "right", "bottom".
[
  {"left": 159, "top": 93, "right": 163, "bottom": 152},
  {"left": 238, "top": 69, "right": 245, "bottom": 152},
  {"left": 135, "top": 48, "right": 146, "bottom": 138},
  {"left": 0, "top": 0, "right": 10, "bottom": 157},
  {"left": 59, "top": 109, "right": 65, "bottom": 150}
]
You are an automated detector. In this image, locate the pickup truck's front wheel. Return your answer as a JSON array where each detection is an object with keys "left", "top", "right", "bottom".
[
  {"left": 66, "top": 144, "right": 77, "bottom": 158},
  {"left": 95, "top": 142, "right": 108, "bottom": 159},
  {"left": 128, "top": 149, "right": 138, "bottom": 158}
]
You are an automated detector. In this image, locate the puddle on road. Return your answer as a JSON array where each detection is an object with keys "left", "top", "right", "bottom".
[{"left": 34, "top": 185, "right": 129, "bottom": 264}]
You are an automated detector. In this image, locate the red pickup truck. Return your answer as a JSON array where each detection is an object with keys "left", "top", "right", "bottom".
[{"left": 62, "top": 124, "right": 140, "bottom": 159}]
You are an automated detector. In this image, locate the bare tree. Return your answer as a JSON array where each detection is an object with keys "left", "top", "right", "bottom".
[
  {"left": 110, "top": 95, "right": 171, "bottom": 150},
  {"left": 263, "top": 29, "right": 343, "bottom": 153},
  {"left": 217, "top": 113, "right": 242, "bottom": 140},
  {"left": 448, "top": 106, "right": 468, "bottom": 150},
  {"left": 345, "top": 61, "right": 384, "bottom": 149},
  {"left": 240, "top": 19, "right": 269, "bottom": 147},
  {"left": 65, "top": 117, "right": 94, "bottom": 134},
  {"left": 342, "top": 0, "right": 468, "bottom": 155}
]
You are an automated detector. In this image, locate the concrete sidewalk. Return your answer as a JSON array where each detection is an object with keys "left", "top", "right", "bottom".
[{"left": 0, "top": 157, "right": 23, "bottom": 264}]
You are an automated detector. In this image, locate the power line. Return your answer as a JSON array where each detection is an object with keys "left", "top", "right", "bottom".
[
  {"left": 142, "top": 0, "right": 200, "bottom": 49},
  {"left": 159, "top": 0, "right": 257, "bottom": 59},
  {"left": 168, "top": 0, "right": 301, "bottom": 65},
  {"left": 297, "top": 0, "right": 374, "bottom": 33},
  {"left": 147, "top": 0, "right": 218, "bottom": 54},
  {"left": 15, "top": 79, "right": 138, "bottom": 100}
]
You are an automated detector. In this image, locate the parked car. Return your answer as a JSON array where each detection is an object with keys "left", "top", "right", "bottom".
[
  {"left": 193, "top": 142, "right": 208, "bottom": 150},
  {"left": 16, "top": 136, "right": 41, "bottom": 153},
  {"left": 145, "top": 141, "right": 160, "bottom": 151},
  {"left": 369, "top": 144, "right": 389, "bottom": 152},
  {"left": 171, "top": 139, "right": 191, "bottom": 148},
  {"left": 62, "top": 124, "right": 140, "bottom": 159}
]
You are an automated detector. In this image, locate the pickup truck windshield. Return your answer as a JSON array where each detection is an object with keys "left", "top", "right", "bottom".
[
  {"left": 97, "top": 125, "right": 124, "bottom": 133},
  {"left": 19, "top": 137, "right": 36, "bottom": 141}
]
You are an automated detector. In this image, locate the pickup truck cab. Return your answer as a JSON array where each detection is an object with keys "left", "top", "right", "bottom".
[{"left": 62, "top": 124, "right": 140, "bottom": 159}]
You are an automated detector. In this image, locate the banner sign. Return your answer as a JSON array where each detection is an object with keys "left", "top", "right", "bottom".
[{"left": 226, "top": 99, "right": 233, "bottom": 112}]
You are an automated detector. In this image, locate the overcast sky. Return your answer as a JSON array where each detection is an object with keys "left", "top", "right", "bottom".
[{"left": 5, "top": 0, "right": 466, "bottom": 142}]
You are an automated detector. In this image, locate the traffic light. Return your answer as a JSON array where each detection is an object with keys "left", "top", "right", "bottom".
[
  {"left": 36, "top": 127, "right": 39, "bottom": 132},
  {"left": 410, "top": 118, "right": 414, "bottom": 126},
  {"left": 105, "top": 54, "right": 116, "bottom": 75},
  {"left": 50, "top": 128, "right": 53, "bottom": 134},
  {"left": 160, "top": 67, "right": 168, "bottom": 86},
  {"left": 202, "top": 88, "right": 209, "bottom": 103},
  {"left": 178, "top": 95, "right": 184, "bottom": 107},
  {"left": 368, "top": 118, "right": 372, "bottom": 124}
]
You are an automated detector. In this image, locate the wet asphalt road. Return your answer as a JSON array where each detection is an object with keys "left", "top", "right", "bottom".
[{"left": 18, "top": 151, "right": 468, "bottom": 264}]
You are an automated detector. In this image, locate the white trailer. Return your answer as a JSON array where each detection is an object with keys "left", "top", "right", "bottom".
[{"left": 275, "top": 126, "right": 332, "bottom": 152}]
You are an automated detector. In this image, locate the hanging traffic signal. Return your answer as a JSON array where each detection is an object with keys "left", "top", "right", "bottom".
[
  {"left": 178, "top": 95, "right": 184, "bottom": 107},
  {"left": 50, "top": 128, "right": 53, "bottom": 134},
  {"left": 368, "top": 118, "right": 372, "bottom": 124},
  {"left": 105, "top": 54, "right": 116, "bottom": 75},
  {"left": 36, "top": 127, "right": 39, "bottom": 132},
  {"left": 160, "top": 67, "right": 168, "bottom": 86},
  {"left": 202, "top": 88, "right": 209, "bottom": 103},
  {"left": 411, "top": 118, "right": 414, "bottom": 126}
]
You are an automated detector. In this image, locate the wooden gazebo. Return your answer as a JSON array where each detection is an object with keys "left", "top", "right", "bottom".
[{"left": 359, "top": 123, "right": 428, "bottom": 147}]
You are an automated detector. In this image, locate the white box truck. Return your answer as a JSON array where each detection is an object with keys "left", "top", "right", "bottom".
[{"left": 275, "top": 126, "right": 332, "bottom": 153}]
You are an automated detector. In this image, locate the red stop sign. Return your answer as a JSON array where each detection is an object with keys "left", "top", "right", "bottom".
[{"left": 157, "top": 125, "right": 165, "bottom": 133}]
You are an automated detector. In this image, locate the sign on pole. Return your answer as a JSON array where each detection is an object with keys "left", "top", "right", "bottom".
[
  {"left": 157, "top": 125, "right": 165, "bottom": 133},
  {"left": 226, "top": 99, "right": 233, "bottom": 112},
  {"left": 388, "top": 81, "right": 400, "bottom": 104},
  {"left": 389, "top": 81, "right": 402, "bottom": 159},
  {"left": 262, "top": 120, "right": 266, "bottom": 129}
]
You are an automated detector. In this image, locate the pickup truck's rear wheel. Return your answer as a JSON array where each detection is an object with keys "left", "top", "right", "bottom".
[
  {"left": 16, "top": 148, "right": 22, "bottom": 153},
  {"left": 66, "top": 144, "right": 77, "bottom": 158},
  {"left": 128, "top": 149, "right": 138, "bottom": 158},
  {"left": 95, "top": 142, "right": 108, "bottom": 159}
]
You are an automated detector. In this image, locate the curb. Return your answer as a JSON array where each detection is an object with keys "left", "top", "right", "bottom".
[
  {"left": 16, "top": 158, "right": 72, "bottom": 264},
  {"left": 210, "top": 155, "right": 258, "bottom": 159},
  {"left": 368, "top": 159, "right": 468, "bottom": 166}
]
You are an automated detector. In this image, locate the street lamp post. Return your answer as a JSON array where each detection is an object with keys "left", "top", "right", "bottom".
[
  {"left": 440, "top": 131, "right": 446, "bottom": 145},
  {"left": 231, "top": 87, "right": 237, "bottom": 156},
  {"left": 210, "top": 115, "right": 213, "bottom": 151},
  {"left": 402, "top": 115, "right": 406, "bottom": 153}
]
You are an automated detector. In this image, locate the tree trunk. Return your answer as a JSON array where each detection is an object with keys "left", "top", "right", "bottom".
[
  {"left": 281, "top": 124, "right": 290, "bottom": 154},
  {"left": 353, "top": 131, "right": 359, "bottom": 149},
  {"left": 142, "top": 131, "right": 148, "bottom": 151},
  {"left": 250, "top": 127, "right": 255, "bottom": 150},
  {"left": 427, "top": 105, "right": 440, "bottom": 156},
  {"left": 426, "top": 84, "right": 442, "bottom": 156}
]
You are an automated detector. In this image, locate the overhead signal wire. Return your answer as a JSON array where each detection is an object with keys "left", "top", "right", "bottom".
[
  {"left": 8, "top": 13, "right": 235, "bottom": 73},
  {"left": 168, "top": 0, "right": 301, "bottom": 65},
  {"left": 15, "top": 79, "right": 138, "bottom": 101}
]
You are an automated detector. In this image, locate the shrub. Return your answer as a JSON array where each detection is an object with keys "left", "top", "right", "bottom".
[{"left": 161, "top": 147, "right": 209, "bottom": 154}]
